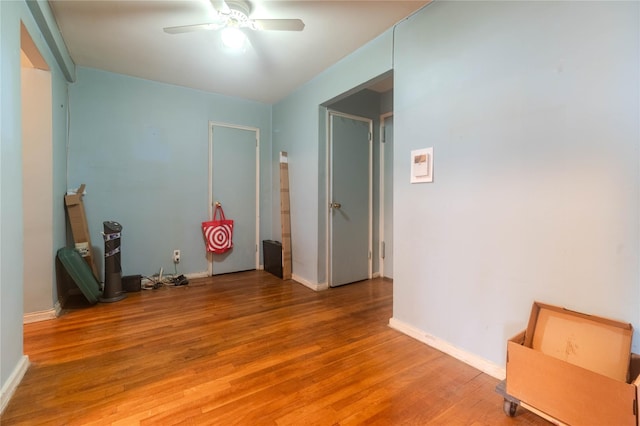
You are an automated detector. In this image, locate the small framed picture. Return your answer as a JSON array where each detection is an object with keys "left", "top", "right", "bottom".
[{"left": 411, "top": 148, "right": 433, "bottom": 183}]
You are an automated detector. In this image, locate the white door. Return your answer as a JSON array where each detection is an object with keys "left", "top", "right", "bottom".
[
  {"left": 209, "top": 123, "right": 259, "bottom": 275},
  {"left": 329, "top": 111, "right": 372, "bottom": 287}
]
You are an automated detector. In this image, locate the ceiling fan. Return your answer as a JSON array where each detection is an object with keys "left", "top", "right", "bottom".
[{"left": 163, "top": 0, "right": 305, "bottom": 35}]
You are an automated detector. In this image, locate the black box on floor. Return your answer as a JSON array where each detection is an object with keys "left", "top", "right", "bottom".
[
  {"left": 122, "top": 274, "right": 142, "bottom": 292},
  {"left": 263, "top": 240, "right": 283, "bottom": 278}
]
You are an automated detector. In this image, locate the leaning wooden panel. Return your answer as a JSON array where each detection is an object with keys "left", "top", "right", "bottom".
[
  {"left": 279, "top": 152, "right": 292, "bottom": 280},
  {"left": 507, "top": 339, "right": 638, "bottom": 426}
]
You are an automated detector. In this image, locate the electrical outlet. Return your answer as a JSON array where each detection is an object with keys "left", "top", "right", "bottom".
[{"left": 173, "top": 249, "right": 180, "bottom": 264}]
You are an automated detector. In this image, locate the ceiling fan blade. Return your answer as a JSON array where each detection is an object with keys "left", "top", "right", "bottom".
[
  {"left": 210, "top": 0, "right": 230, "bottom": 14},
  {"left": 163, "top": 22, "right": 224, "bottom": 34},
  {"left": 252, "top": 19, "right": 305, "bottom": 31}
]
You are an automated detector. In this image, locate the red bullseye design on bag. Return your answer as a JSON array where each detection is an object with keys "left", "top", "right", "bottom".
[
  {"left": 202, "top": 204, "right": 234, "bottom": 254},
  {"left": 204, "top": 222, "right": 233, "bottom": 252}
]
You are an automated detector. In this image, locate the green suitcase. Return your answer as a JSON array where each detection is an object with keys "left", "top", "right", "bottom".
[{"left": 57, "top": 247, "right": 102, "bottom": 304}]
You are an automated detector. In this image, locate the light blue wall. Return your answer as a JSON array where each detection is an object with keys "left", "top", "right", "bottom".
[
  {"left": 0, "top": 0, "right": 23, "bottom": 393},
  {"left": 393, "top": 1, "right": 640, "bottom": 365},
  {"left": 68, "top": 68, "right": 272, "bottom": 279},
  {"left": 272, "top": 32, "right": 394, "bottom": 285},
  {"left": 1, "top": 0, "right": 71, "bottom": 398},
  {"left": 380, "top": 89, "right": 393, "bottom": 115}
]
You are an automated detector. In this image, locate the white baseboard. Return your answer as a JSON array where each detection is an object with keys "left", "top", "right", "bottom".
[
  {"left": 291, "top": 273, "right": 328, "bottom": 292},
  {"left": 23, "top": 301, "right": 61, "bottom": 324},
  {"left": 182, "top": 271, "right": 329, "bottom": 293},
  {"left": 372, "top": 272, "right": 380, "bottom": 278},
  {"left": 0, "top": 355, "right": 29, "bottom": 414},
  {"left": 388, "top": 317, "right": 505, "bottom": 380},
  {"left": 185, "top": 271, "right": 210, "bottom": 279}
]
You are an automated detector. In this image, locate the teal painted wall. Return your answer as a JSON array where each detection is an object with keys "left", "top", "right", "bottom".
[
  {"left": 392, "top": 1, "right": 640, "bottom": 365},
  {"left": 1, "top": 0, "right": 70, "bottom": 396},
  {"left": 68, "top": 68, "right": 272, "bottom": 279},
  {"left": 0, "top": 0, "right": 24, "bottom": 392}
]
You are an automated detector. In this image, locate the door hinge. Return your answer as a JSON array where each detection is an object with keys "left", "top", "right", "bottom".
[
  {"left": 368, "top": 251, "right": 372, "bottom": 260},
  {"left": 381, "top": 241, "right": 385, "bottom": 259},
  {"left": 368, "top": 131, "right": 372, "bottom": 142},
  {"left": 382, "top": 132, "right": 386, "bottom": 144},
  {"left": 256, "top": 244, "right": 258, "bottom": 253}
]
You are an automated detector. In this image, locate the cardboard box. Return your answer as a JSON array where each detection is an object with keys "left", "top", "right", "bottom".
[{"left": 506, "top": 301, "right": 638, "bottom": 425}]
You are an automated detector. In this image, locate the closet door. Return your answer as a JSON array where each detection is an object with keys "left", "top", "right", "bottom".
[
  {"left": 329, "top": 112, "right": 372, "bottom": 287},
  {"left": 210, "top": 123, "right": 259, "bottom": 275}
]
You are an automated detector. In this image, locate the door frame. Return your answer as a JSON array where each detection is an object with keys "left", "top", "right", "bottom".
[
  {"left": 325, "top": 110, "right": 373, "bottom": 287},
  {"left": 208, "top": 121, "right": 260, "bottom": 275},
  {"left": 379, "top": 112, "right": 393, "bottom": 279}
]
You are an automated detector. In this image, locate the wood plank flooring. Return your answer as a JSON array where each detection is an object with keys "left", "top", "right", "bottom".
[{"left": 2, "top": 272, "right": 549, "bottom": 425}]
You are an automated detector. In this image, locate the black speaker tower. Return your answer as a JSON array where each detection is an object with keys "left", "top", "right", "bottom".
[{"left": 100, "top": 221, "right": 126, "bottom": 302}]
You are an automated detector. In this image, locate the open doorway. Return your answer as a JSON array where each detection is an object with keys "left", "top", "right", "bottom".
[
  {"left": 21, "top": 22, "right": 56, "bottom": 322},
  {"left": 323, "top": 72, "right": 394, "bottom": 285}
]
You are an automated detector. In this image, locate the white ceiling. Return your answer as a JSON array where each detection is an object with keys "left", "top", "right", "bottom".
[{"left": 48, "top": 0, "right": 429, "bottom": 104}]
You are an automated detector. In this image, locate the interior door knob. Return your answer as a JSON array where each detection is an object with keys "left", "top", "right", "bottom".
[{"left": 331, "top": 202, "right": 342, "bottom": 209}]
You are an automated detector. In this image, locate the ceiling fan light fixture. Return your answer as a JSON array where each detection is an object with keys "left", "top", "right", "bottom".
[{"left": 221, "top": 26, "right": 246, "bottom": 50}]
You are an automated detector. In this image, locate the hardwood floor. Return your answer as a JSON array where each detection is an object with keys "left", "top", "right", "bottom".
[{"left": 2, "top": 271, "right": 549, "bottom": 425}]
